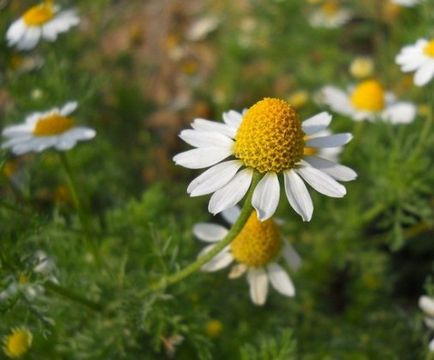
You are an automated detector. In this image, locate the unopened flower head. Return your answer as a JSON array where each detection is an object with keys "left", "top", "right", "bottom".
[
  {"left": 6, "top": 1, "right": 79, "bottom": 51},
  {"left": 319, "top": 79, "right": 416, "bottom": 124},
  {"left": 2, "top": 102, "right": 96, "bottom": 155},
  {"left": 396, "top": 38, "right": 434, "bottom": 87},
  {"left": 194, "top": 207, "right": 302, "bottom": 305},
  {"left": 174, "top": 97, "right": 356, "bottom": 222},
  {"left": 2, "top": 327, "right": 32, "bottom": 359},
  {"left": 349, "top": 57, "right": 374, "bottom": 79},
  {"left": 308, "top": 1, "right": 352, "bottom": 29}
]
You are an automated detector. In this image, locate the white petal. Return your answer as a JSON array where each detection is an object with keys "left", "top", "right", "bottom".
[
  {"left": 419, "top": 296, "right": 434, "bottom": 317},
  {"left": 2, "top": 124, "right": 32, "bottom": 137},
  {"left": 267, "top": 263, "right": 295, "bottom": 297},
  {"left": 191, "top": 118, "right": 236, "bottom": 138},
  {"left": 208, "top": 169, "right": 253, "bottom": 215},
  {"left": 6, "top": 19, "right": 26, "bottom": 45},
  {"left": 283, "top": 170, "right": 313, "bottom": 222},
  {"left": 228, "top": 264, "right": 247, "bottom": 279},
  {"left": 55, "top": 138, "right": 76, "bottom": 151},
  {"left": 429, "top": 338, "right": 434, "bottom": 352},
  {"left": 60, "top": 101, "right": 78, "bottom": 116},
  {"left": 17, "top": 27, "right": 41, "bottom": 50},
  {"left": 302, "top": 112, "right": 332, "bottom": 135},
  {"left": 65, "top": 127, "right": 96, "bottom": 140},
  {"left": 193, "top": 223, "right": 228, "bottom": 242},
  {"left": 173, "top": 147, "right": 232, "bottom": 169},
  {"left": 222, "top": 110, "right": 243, "bottom": 129},
  {"left": 187, "top": 160, "right": 243, "bottom": 196},
  {"left": 282, "top": 241, "right": 302, "bottom": 271},
  {"left": 297, "top": 166, "right": 346, "bottom": 198},
  {"left": 306, "top": 133, "right": 352, "bottom": 148},
  {"left": 221, "top": 206, "right": 241, "bottom": 225},
  {"left": 199, "top": 245, "right": 233, "bottom": 272},
  {"left": 252, "top": 172, "right": 280, "bottom": 221},
  {"left": 247, "top": 268, "right": 268, "bottom": 306},
  {"left": 414, "top": 62, "right": 434, "bottom": 86},
  {"left": 179, "top": 129, "right": 234, "bottom": 148},
  {"left": 381, "top": 102, "right": 416, "bottom": 124},
  {"left": 320, "top": 86, "right": 353, "bottom": 116},
  {"left": 304, "top": 156, "right": 357, "bottom": 182},
  {"left": 1, "top": 135, "right": 33, "bottom": 149}
]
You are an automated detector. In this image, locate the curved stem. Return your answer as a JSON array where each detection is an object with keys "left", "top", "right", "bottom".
[{"left": 149, "top": 172, "right": 261, "bottom": 292}]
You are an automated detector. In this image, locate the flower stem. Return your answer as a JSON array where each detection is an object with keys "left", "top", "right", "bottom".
[
  {"left": 44, "top": 281, "right": 103, "bottom": 312},
  {"left": 149, "top": 172, "right": 261, "bottom": 292},
  {"left": 58, "top": 152, "right": 100, "bottom": 264}
]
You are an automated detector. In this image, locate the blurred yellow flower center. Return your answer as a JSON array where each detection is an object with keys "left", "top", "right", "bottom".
[
  {"left": 23, "top": 2, "right": 54, "bottom": 26},
  {"left": 322, "top": 2, "right": 339, "bottom": 15},
  {"left": 234, "top": 98, "right": 305, "bottom": 173},
  {"left": 18, "top": 274, "right": 29, "bottom": 285},
  {"left": 230, "top": 212, "right": 282, "bottom": 267},
  {"left": 350, "top": 80, "right": 385, "bottom": 111},
  {"left": 33, "top": 114, "right": 74, "bottom": 136},
  {"left": 3, "top": 328, "right": 32, "bottom": 358},
  {"left": 424, "top": 40, "right": 434, "bottom": 58}
]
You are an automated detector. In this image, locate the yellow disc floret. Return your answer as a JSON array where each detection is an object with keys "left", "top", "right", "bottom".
[
  {"left": 230, "top": 212, "right": 282, "bottom": 267},
  {"left": 33, "top": 114, "right": 74, "bottom": 136},
  {"left": 322, "top": 1, "right": 339, "bottom": 16},
  {"left": 3, "top": 328, "right": 32, "bottom": 359},
  {"left": 23, "top": 2, "right": 54, "bottom": 26},
  {"left": 350, "top": 79, "right": 385, "bottom": 112},
  {"left": 234, "top": 98, "right": 305, "bottom": 173},
  {"left": 424, "top": 40, "right": 434, "bottom": 58}
]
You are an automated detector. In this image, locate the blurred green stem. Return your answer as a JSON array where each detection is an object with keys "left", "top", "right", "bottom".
[
  {"left": 58, "top": 152, "right": 100, "bottom": 264},
  {"left": 149, "top": 172, "right": 261, "bottom": 293}
]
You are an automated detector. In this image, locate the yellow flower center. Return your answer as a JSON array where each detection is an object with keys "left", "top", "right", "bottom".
[
  {"left": 33, "top": 114, "right": 74, "bottom": 136},
  {"left": 424, "top": 40, "right": 434, "bottom": 58},
  {"left": 350, "top": 80, "right": 385, "bottom": 112},
  {"left": 321, "top": 2, "right": 339, "bottom": 15},
  {"left": 3, "top": 328, "right": 32, "bottom": 358},
  {"left": 18, "top": 274, "right": 29, "bottom": 285},
  {"left": 23, "top": 2, "right": 54, "bottom": 26},
  {"left": 234, "top": 98, "right": 305, "bottom": 173},
  {"left": 230, "top": 212, "right": 282, "bottom": 267}
]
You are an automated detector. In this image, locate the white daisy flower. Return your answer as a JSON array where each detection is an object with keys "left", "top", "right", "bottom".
[
  {"left": 173, "top": 97, "right": 356, "bottom": 222},
  {"left": 194, "top": 207, "right": 301, "bottom": 306},
  {"left": 391, "top": 0, "right": 421, "bottom": 7},
  {"left": 308, "top": 1, "right": 352, "bottom": 29},
  {"left": 319, "top": 79, "right": 417, "bottom": 124},
  {"left": 396, "top": 38, "right": 434, "bottom": 87},
  {"left": 6, "top": 1, "right": 79, "bottom": 51},
  {"left": 419, "top": 295, "right": 434, "bottom": 352},
  {"left": 2, "top": 101, "right": 96, "bottom": 155}
]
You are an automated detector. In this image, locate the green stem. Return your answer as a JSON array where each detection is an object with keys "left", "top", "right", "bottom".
[
  {"left": 44, "top": 281, "right": 103, "bottom": 313},
  {"left": 149, "top": 172, "right": 261, "bottom": 292}
]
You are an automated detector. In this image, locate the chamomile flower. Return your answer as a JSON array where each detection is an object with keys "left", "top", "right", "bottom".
[
  {"left": 2, "top": 102, "right": 96, "bottom": 155},
  {"left": 194, "top": 208, "right": 302, "bottom": 305},
  {"left": 174, "top": 97, "right": 356, "bottom": 222},
  {"left": 319, "top": 79, "right": 416, "bottom": 123},
  {"left": 419, "top": 295, "right": 434, "bottom": 351},
  {"left": 396, "top": 39, "right": 434, "bottom": 87},
  {"left": 308, "top": 1, "right": 352, "bottom": 29},
  {"left": 2, "top": 327, "right": 32, "bottom": 359},
  {"left": 6, "top": 1, "right": 79, "bottom": 51},
  {"left": 391, "top": 0, "right": 421, "bottom": 6}
]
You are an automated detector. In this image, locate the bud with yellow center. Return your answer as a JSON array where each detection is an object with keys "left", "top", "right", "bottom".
[
  {"left": 23, "top": 2, "right": 54, "bottom": 26},
  {"left": 349, "top": 57, "right": 374, "bottom": 79},
  {"left": 33, "top": 114, "right": 74, "bottom": 136},
  {"left": 205, "top": 320, "right": 223, "bottom": 338},
  {"left": 234, "top": 98, "right": 305, "bottom": 173},
  {"left": 230, "top": 212, "right": 282, "bottom": 267},
  {"left": 287, "top": 90, "right": 309, "bottom": 109},
  {"left": 321, "top": 1, "right": 339, "bottom": 15},
  {"left": 3, "top": 328, "right": 33, "bottom": 359},
  {"left": 424, "top": 40, "right": 434, "bottom": 58},
  {"left": 350, "top": 80, "right": 385, "bottom": 111}
]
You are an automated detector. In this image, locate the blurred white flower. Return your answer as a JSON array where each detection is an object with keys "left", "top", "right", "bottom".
[
  {"left": 2, "top": 101, "right": 96, "bottom": 155},
  {"left": 419, "top": 295, "right": 434, "bottom": 352},
  {"left": 319, "top": 80, "right": 416, "bottom": 124},
  {"left": 308, "top": 1, "right": 352, "bottom": 29},
  {"left": 391, "top": 0, "right": 421, "bottom": 7},
  {"left": 194, "top": 207, "right": 301, "bottom": 306},
  {"left": 396, "top": 38, "right": 434, "bottom": 87},
  {"left": 186, "top": 16, "right": 220, "bottom": 41},
  {"left": 6, "top": 1, "right": 79, "bottom": 51}
]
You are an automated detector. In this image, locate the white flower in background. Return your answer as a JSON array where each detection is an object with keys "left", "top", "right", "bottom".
[
  {"left": 194, "top": 207, "right": 301, "bottom": 306},
  {"left": 174, "top": 97, "right": 356, "bottom": 222},
  {"left": 308, "top": 1, "right": 352, "bottom": 29},
  {"left": 396, "top": 39, "right": 434, "bottom": 87},
  {"left": 391, "top": 0, "right": 421, "bottom": 7},
  {"left": 6, "top": 1, "right": 79, "bottom": 51},
  {"left": 2, "top": 101, "right": 96, "bottom": 155},
  {"left": 319, "top": 80, "right": 416, "bottom": 124},
  {"left": 186, "top": 16, "right": 220, "bottom": 41},
  {"left": 0, "top": 251, "right": 58, "bottom": 302},
  {"left": 419, "top": 295, "right": 434, "bottom": 352}
]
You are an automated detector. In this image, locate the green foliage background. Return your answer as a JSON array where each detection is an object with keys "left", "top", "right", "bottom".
[{"left": 0, "top": 0, "right": 434, "bottom": 359}]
